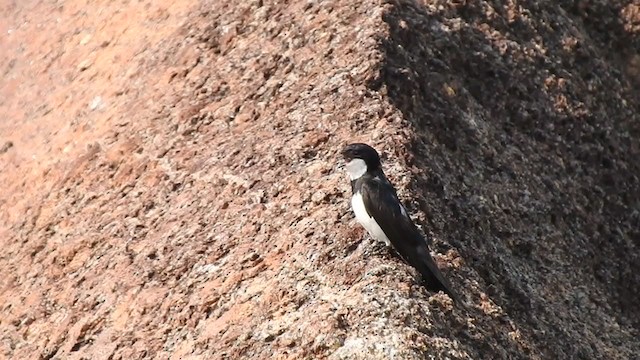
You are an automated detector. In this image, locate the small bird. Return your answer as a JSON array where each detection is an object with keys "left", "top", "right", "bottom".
[{"left": 342, "top": 143, "right": 458, "bottom": 301}]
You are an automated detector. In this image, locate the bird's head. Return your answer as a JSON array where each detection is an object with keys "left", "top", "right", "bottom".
[{"left": 341, "top": 143, "right": 381, "bottom": 180}]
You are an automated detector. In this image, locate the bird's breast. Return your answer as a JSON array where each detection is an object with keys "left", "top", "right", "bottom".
[{"left": 351, "top": 192, "right": 391, "bottom": 246}]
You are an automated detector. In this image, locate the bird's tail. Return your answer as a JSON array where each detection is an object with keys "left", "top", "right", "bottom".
[{"left": 414, "top": 248, "right": 460, "bottom": 303}]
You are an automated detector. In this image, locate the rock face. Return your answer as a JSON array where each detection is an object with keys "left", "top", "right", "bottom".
[{"left": 1, "top": 0, "right": 638, "bottom": 359}]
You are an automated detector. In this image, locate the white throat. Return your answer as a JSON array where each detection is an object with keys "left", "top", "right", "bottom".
[{"left": 346, "top": 158, "right": 367, "bottom": 180}]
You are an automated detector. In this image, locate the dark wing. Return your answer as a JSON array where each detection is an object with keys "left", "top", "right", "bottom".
[{"left": 360, "top": 174, "right": 458, "bottom": 300}]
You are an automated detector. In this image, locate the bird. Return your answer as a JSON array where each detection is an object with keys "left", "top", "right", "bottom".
[{"left": 342, "top": 143, "right": 458, "bottom": 301}]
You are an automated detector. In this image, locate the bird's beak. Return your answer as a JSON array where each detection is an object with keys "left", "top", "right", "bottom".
[{"left": 340, "top": 147, "right": 351, "bottom": 159}]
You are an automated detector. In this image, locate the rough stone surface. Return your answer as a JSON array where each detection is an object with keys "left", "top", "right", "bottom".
[{"left": 1, "top": 0, "right": 638, "bottom": 359}]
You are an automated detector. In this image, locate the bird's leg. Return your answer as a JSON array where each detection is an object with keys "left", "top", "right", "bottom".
[{"left": 367, "top": 236, "right": 396, "bottom": 259}]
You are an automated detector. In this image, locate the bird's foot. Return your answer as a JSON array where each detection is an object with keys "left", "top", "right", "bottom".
[{"left": 366, "top": 238, "right": 395, "bottom": 259}]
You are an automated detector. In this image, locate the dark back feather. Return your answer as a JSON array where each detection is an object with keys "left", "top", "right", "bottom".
[{"left": 357, "top": 171, "right": 458, "bottom": 301}]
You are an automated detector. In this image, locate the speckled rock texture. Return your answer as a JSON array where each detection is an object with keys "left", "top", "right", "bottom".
[{"left": 0, "top": 0, "right": 638, "bottom": 359}]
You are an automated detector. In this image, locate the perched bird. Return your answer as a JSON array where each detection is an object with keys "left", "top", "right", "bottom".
[{"left": 342, "top": 143, "right": 458, "bottom": 301}]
